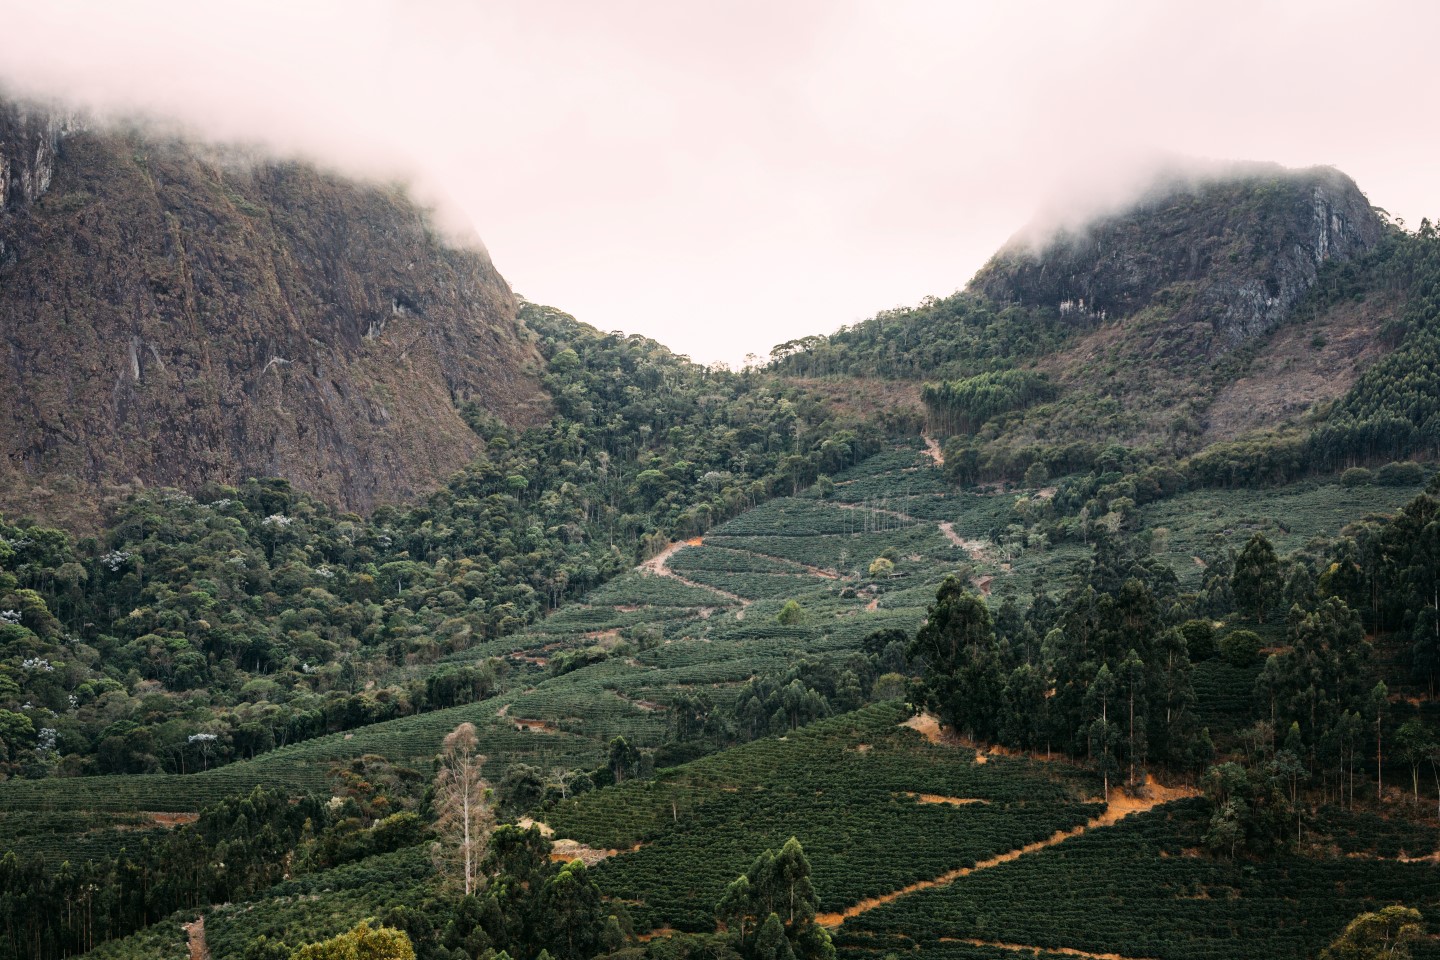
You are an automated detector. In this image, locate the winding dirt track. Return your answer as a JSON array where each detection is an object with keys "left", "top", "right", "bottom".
[
  {"left": 819, "top": 714, "right": 1198, "bottom": 929},
  {"left": 923, "top": 435, "right": 945, "bottom": 467},
  {"left": 815, "top": 780, "right": 1195, "bottom": 928},
  {"left": 640, "top": 541, "right": 749, "bottom": 606}
]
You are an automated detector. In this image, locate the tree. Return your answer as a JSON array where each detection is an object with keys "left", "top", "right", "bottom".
[
  {"left": 291, "top": 922, "right": 416, "bottom": 960},
  {"left": 1369, "top": 681, "right": 1388, "bottom": 802},
  {"left": 608, "top": 736, "right": 638, "bottom": 783},
  {"left": 537, "top": 860, "right": 608, "bottom": 960},
  {"left": 1320, "top": 906, "right": 1424, "bottom": 960},
  {"left": 717, "top": 838, "right": 832, "bottom": 960},
  {"left": 1086, "top": 664, "right": 1120, "bottom": 802},
  {"left": 910, "top": 577, "right": 1002, "bottom": 741},
  {"left": 777, "top": 600, "right": 806, "bottom": 626},
  {"left": 1232, "top": 534, "right": 1281, "bottom": 623},
  {"left": 1119, "top": 649, "right": 1148, "bottom": 785},
  {"left": 1395, "top": 718, "right": 1436, "bottom": 807},
  {"left": 432, "top": 722, "right": 494, "bottom": 896}
]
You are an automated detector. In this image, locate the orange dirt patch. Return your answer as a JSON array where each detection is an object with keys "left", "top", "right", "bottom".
[
  {"left": 687, "top": 537, "right": 704, "bottom": 546},
  {"left": 183, "top": 916, "right": 209, "bottom": 960},
  {"left": 865, "top": 597, "right": 880, "bottom": 611},
  {"left": 901, "top": 712, "right": 947, "bottom": 745},
  {"left": 513, "top": 719, "right": 560, "bottom": 734},
  {"left": 906, "top": 793, "right": 988, "bottom": 806},
  {"left": 148, "top": 812, "right": 199, "bottom": 828},
  {"left": 816, "top": 775, "right": 1198, "bottom": 928},
  {"left": 518, "top": 817, "right": 642, "bottom": 866},
  {"left": 939, "top": 522, "right": 990, "bottom": 560},
  {"left": 639, "top": 541, "right": 749, "bottom": 605},
  {"left": 636, "top": 927, "right": 678, "bottom": 943},
  {"left": 923, "top": 435, "right": 945, "bottom": 467},
  {"left": 551, "top": 837, "right": 642, "bottom": 866}
]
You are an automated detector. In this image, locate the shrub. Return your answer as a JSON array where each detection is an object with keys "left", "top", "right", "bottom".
[
  {"left": 1340, "top": 467, "right": 1373, "bottom": 488},
  {"left": 1219, "top": 630, "right": 1262, "bottom": 668},
  {"left": 1179, "top": 620, "right": 1218, "bottom": 662},
  {"left": 1376, "top": 460, "right": 1425, "bottom": 487}
]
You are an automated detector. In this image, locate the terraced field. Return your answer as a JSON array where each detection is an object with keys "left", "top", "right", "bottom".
[
  {"left": 8, "top": 442, "right": 1436, "bottom": 960},
  {"left": 548, "top": 704, "right": 1106, "bottom": 932}
]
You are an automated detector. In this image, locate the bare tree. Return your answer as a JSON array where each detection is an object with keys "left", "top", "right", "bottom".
[{"left": 432, "top": 722, "right": 494, "bottom": 895}]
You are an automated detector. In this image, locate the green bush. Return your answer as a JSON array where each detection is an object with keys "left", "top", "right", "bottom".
[
  {"left": 1376, "top": 460, "right": 1426, "bottom": 486},
  {"left": 1340, "top": 467, "right": 1373, "bottom": 488},
  {"left": 1219, "top": 629, "right": 1262, "bottom": 668}
]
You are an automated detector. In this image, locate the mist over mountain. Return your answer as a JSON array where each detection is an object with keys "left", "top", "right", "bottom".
[{"left": 972, "top": 165, "right": 1385, "bottom": 354}]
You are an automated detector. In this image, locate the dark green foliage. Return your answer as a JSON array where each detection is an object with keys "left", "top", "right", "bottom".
[
  {"left": 716, "top": 839, "right": 832, "bottom": 960},
  {"left": 549, "top": 705, "right": 1098, "bottom": 933},
  {"left": 1219, "top": 630, "right": 1262, "bottom": 668},
  {"left": 909, "top": 578, "right": 1002, "bottom": 741},
  {"left": 845, "top": 802, "right": 1440, "bottom": 960},
  {"left": 0, "top": 786, "right": 330, "bottom": 960},
  {"left": 768, "top": 294, "right": 1073, "bottom": 382},
  {"left": 1232, "top": 534, "right": 1281, "bottom": 623},
  {"left": 0, "top": 298, "right": 884, "bottom": 779},
  {"left": 1309, "top": 222, "right": 1440, "bottom": 468},
  {"left": 921, "top": 371, "right": 1059, "bottom": 435}
]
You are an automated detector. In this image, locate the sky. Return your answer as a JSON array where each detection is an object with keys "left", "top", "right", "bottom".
[{"left": 1, "top": 0, "right": 1437, "bottom": 368}]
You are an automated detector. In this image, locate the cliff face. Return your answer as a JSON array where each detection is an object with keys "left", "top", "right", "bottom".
[
  {"left": 971, "top": 166, "right": 1385, "bottom": 354},
  {"left": 0, "top": 100, "right": 548, "bottom": 523}
]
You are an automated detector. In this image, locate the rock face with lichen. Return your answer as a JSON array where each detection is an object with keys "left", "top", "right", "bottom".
[
  {"left": 971, "top": 165, "right": 1385, "bottom": 356},
  {"left": 0, "top": 98, "right": 548, "bottom": 525}
]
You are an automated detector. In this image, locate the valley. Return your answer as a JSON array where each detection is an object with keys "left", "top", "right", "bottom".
[{"left": 3, "top": 97, "right": 1440, "bottom": 960}]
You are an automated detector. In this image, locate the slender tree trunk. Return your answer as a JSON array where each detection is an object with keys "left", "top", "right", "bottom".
[{"left": 1376, "top": 721, "right": 1383, "bottom": 803}]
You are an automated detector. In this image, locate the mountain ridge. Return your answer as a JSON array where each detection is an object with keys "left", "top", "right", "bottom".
[
  {"left": 0, "top": 98, "right": 549, "bottom": 528},
  {"left": 970, "top": 164, "right": 1385, "bottom": 354}
]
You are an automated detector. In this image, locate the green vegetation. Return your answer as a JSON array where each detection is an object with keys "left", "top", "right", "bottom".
[
  {"left": 7, "top": 174, "right": 1440, "bottom": 960},
  {"left": 0, "top": 302, "right": 878, "bottom": 779},
  {"left": 841, "top": 803, "right": 1439, "bottom": 960}
]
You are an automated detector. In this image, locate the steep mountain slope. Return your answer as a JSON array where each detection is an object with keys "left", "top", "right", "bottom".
[
  {"left": 972, "top": 165, "right": 1384, "bottom": 354},
  {"left": 0, "top": 98, "right": 548, "bottom": 525},
  {"left": 776, "top": 165, "right": 1410, "bottom": 472}
]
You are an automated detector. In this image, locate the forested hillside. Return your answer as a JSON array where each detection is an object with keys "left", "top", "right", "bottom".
[
  {"left": 0, "top": 301, "right": 878, "bottom": 778},
  {"left": 774, "top": 169, "right": 1440, "bottom": 488},
  {"left": 1, "top": 153, "right": 1438, "bottom": 960}
]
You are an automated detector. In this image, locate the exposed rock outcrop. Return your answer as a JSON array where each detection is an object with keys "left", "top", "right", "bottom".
[
  {"left": 971, "top": 165, "right": 1385, "bottom": 355},
  {"left": 0, "top": 98, "right": 548, "bottom": 524}
]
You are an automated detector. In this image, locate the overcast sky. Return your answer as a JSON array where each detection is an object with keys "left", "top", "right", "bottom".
[{"left": 2, "top": 1, "right": 1436, "bottom": 367}]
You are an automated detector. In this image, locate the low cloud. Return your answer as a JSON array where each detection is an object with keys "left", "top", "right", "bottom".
[{"left": 0, "top": 1, "right": 1435, "bottom": 367}]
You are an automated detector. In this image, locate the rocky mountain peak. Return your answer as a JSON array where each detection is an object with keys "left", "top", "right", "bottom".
[
  {"left": 0, "top": 97, "right": 547, "bottom": 526},
  {"left": 969, "top": 165, "right": 1386, "bottom": 354}
]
